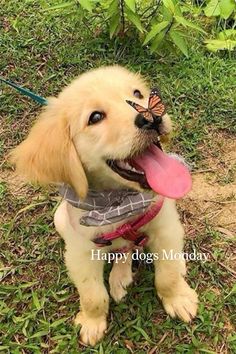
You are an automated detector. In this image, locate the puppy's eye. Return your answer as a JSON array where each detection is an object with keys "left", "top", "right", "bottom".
[
  {"left": 133, "top": 90, "right": 143, "bottom": 99},
  {"left": 88, "top": 111, "right": 105, "bottom": 125}
]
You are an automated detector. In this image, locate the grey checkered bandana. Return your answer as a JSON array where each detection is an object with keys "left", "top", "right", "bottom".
[{"left": 59, "top": 184, "right": 155, "bottom": 227}]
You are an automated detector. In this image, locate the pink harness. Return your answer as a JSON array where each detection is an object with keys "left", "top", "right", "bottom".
[{"left": 93, "top": 196, "right": 164, "bottom": 251}]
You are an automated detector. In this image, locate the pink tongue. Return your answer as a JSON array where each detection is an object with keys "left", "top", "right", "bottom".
[{"left": 133, "top": 144, "right": 192, "bottom": 199}]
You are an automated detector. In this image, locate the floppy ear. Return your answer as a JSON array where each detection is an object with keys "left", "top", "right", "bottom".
[{"left": 10, "top": 98, "right": 88, "bottom": 199}]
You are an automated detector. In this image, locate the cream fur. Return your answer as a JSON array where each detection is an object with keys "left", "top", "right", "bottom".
[{"left": 10, "top": 66, "right": 198, "bottom": 346}]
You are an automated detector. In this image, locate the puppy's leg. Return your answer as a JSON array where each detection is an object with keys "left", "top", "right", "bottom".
[
  {"left": 54, "top": 202, "right": 109, "bottom": 346},
  {"left": 65, "top": 247, "right": 109, "bottom": 346},
  {"left": 148, "top": 200, "right": 198, "bottom": 322},
  {"left": 54, "top": 202, "right": 109, "bottom": 345},
  {"left": 109, "top": 252, "right": 133, "bottom": 302}
]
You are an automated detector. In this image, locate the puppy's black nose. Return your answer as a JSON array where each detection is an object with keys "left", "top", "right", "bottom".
[{"left": 135, "top": 113, "right": 162, "bottom": 131}]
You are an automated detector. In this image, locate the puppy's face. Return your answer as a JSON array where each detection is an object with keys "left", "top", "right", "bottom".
[
  {"left": 64, "top": 66, "right": 172, "bottom": 190},
  {"left": 10, "top": 66, "right": 172, "bottom": 197}
]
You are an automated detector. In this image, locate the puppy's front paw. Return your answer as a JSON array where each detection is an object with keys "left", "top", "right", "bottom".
[
  {"left": 109, "top": 268, "right": 133, "bottom": 303},
  {"left": 74, "top": 312, "right": 107, "bottom": 346},
  {"left": 158, "top": 279, "right": 198, "bottom": 323}
]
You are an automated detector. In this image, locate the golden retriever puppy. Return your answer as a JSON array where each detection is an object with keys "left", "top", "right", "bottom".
[{"left": 11, "top": 66, "right": 198, "bottom": 346}]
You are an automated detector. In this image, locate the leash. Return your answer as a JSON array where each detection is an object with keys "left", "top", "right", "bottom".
[
  {"left": 93, "top": 196, "right": 164, "bottom": 248},
  {"left": 0, "top": 76, "right": 48, "bottom": 105}
]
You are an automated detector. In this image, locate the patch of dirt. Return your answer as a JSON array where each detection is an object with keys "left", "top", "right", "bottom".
[
  {"left": 181, "top": 131, "right": 236, "bottom": 234},
  {"left": 198, "top": 129, "right": 236, "bottom": 184}
]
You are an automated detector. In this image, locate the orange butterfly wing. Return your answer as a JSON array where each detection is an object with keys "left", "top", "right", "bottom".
[
  {"left": 126, "top": 87, "right": 166, "bottom": 123},
  {"left": 126, "top": 100, "right": 145, "bottom": 113},
  {"left": 142, "top": 111, "right": 153, "bottom": 122},
  {"left": 126, "top": 100, "right": 153, "bottom": 122},
  {"left": 148, "top": 88, "right": 166, "bottom": 118},
  {"left": 151, "top": 103, "right": 166, "bottom": 117},
  {"left": 149, "top": 95, "right": 161, "bottom": 110}
]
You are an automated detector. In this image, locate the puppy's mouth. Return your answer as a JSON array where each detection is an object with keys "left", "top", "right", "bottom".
[
  {"left": 107, "top": 153, "right": 151, "bottom": 190},
  {"left": 106, "top": 141, "right": 192, "bottom": 199}
]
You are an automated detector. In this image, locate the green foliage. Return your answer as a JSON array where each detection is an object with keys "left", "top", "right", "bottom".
[
  {"left": 203, "top": 0, "right": 236, "bottom": 51},
  {"left": 169, "top": 29, "right": 188, "bottom": 57},
  {"left": 79, "top": 0, "right": 93, "bottom": 12},
  {"left": 43, "top": 0, "right": 206, "bottom": 57},
  {"left": 143, "top": 21, "right": 169, "bottom": 45},
  {"left": 204, "top": 0, "right": 235, "bottom": 19},
  {"left": 42, "top": 0, "right": 236, "bottom": 55},
  {"left": 205, "top": 29, "right": 236, "bottom": 51}
]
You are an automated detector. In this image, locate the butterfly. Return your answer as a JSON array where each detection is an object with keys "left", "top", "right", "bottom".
[{"left": 126, "top": 87, "right": 166, "bottom": 123}]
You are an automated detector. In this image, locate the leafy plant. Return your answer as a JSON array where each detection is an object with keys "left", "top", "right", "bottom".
[
  {"left": 204, "top": 0, "right": 235, "bottom": 18},
  {"left": 205, "top": 29, "right": 236, "bottom": 51},
  {"left": 203, "top": 0, "right": 236, "bottom": 51},
  {"left": 42, "top": 0, "right": 236, "bottom": 55},
  {"left": 43, "top": 0, "right": 206, "bottom": 57}
]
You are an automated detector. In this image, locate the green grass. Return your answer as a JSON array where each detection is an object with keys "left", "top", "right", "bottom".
[{"left": 1, "top": 1, "right": 236, "bottom": 353}]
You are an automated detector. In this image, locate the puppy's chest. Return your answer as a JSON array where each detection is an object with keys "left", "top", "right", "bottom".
[{"left": 68, "top": 202, "right": 161, "bottom": 252}]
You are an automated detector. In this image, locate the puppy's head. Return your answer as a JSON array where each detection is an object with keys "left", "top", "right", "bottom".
[{"left": 10, "top": 66, "right": 172, "bottom": 197}]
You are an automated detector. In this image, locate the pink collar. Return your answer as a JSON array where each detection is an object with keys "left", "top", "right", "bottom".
[{"left": 93, "top": 196, "right": 164, "bottom": 249}]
